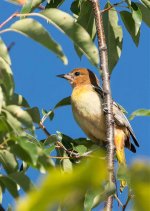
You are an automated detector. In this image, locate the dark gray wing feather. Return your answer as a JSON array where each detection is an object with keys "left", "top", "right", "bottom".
[
  {"left": 113, "top": 102, "right": 139, "bottom": 147},
  {"left": 93, "top": 85, "right": 139, "bottom": 148}
]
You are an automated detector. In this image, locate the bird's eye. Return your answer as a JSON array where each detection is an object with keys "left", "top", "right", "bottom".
[{"left": 74, "top": 72, "right": 80, "bottom": 76}]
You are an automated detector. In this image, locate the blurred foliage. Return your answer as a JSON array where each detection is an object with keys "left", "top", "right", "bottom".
[
  {"left": 130, "top": 162, "right": 150, "bottom": 211},
  {"left": 16, "top": 151, "right": 108, "bottom": 211},
  {"left": 0, "top": 0, "right": 150, "bottom": 210}
]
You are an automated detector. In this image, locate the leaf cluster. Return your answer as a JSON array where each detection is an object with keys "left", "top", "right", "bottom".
[{"left": 2, "top": 0, "right": 150, "bottom": 73}]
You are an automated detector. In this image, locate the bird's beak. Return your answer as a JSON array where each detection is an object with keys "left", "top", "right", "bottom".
[{"left": 57, "top": 73, "right": 72, "bottom": 81}]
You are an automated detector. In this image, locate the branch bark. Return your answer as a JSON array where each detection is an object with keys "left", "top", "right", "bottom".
[{"left": 90, "top": 0, "right": 115, "bottom": 210}]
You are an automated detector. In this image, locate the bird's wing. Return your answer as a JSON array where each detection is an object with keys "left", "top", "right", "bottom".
[
  {"left": 93, "top": 85, "right": 139, "bottom": 148},
  {"left": 113, "top": 102, "right": 139, "bottom": 147}
]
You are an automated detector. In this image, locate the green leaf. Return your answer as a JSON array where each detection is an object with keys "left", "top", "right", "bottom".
[
  {"left": 14, "top": 137, "right": 40, "bottom": 165},
  {"left": 10, "top": 18, "right": 68, "bottom": 65},
  {"left": 0, "top": 38, "right": 11, "bottom": 65},
  {"left": 62, "top": 153, "right": 73, "bottom": 172},
  {"left": 73, "top": 138, "right": 98, "bottom": 151},
  {"left": 0, "top": 86, "right": 4, "bottom": 113},
  {"left": 0, "top": 175, "right": 19, "bottom": 198},
  {"left": 46, "top": 0, "right": 64, "bottom": 8},
  {"left": 0, "top": 186, "right": 2, "bottom": 204},
  {"left": 41, "top": 109, "right": 54, "bottom": 121},
  {"left": 9, "top": 172, "right": 34, "bottom": 192},
  {"left": 21, "top": 0, "right": 45, "bottom": 13},
  {"left": 0, "top": 58, "right": 14, "bottom": 97},
  {"left": 2, "top": 109, "right": 24, "bottom": 135},
  {"left": 8, "top": 93, "right": 29, "bottom": 107},
  {"left": 103, "top": 4, "right": 123, "bottom": 73},
  {"left": 77, "top": 1, "right": 96, "bottom": 39},
  {"left": 70, "top": 0, "right": 82, "bottom": 15},
  {"left": 46, "top": 96, "right": 71, "bottom": 121},
  {"left": 129, "top": 109, "right": 150, "bottom": 120},
  {"left": 75, "top": 0, "right": 96, "bottom": 58},
  {"left": 16, "top": 151, "right": 107, "bottom": 211},
  {"left": 130, "top": 162, "right": 150, "bottom": 211},
  {"left": 26, "top": 107, "right": 41, "bottom": 124},
  {"left": 84, "top": 189, "right": 103, "bottom": 211},
  {"left": 131, "top": 2, "right": 142, "bottom": 35},
  {"left": 9, "top": 136, "right": 40, "bottom": 165},
  {"left": 37, "top": 152, "right": 54, "bottom": 172},
  {"left": 74, "top": 145, "right": 87, "bottom": 155},
  {"left": 84, "top": 189, "right": 97, "bottom": 211},
  {"left": 21, "top": 0, "right": 31, "bottom": 13},
  {"left": 6, "top": 105, "right": 33, "bottom": 129},
  {"left": 141, "top": 0, "right": 150, "bottom": 9},
  {"left": 85, "top": 182, "right": 115, "bottom": 210},
  {"left": 0, "top": 117, "right": 11, "bottom": 141},
  {"left": 40, "top": 8, "right": 99, "bottom": 67},
  {"left": 0, "top": 150, "right": 18, "bottom": 174},
  {"left": 43, "top": 134, "right": 58, "bottom": 146},
  {"left": 120, "top": 11, "right": 140, "bottom": 46},
  {"left": 137, "top": 3, "right": 150, "bottom": 27},
  {"left": 54, "top": 96, "right": 71, "bottom": 109},
  {"left": 9, "top": 142, "right": 33, "bottom": 165},
  {"left": 43, "top": 145, "right": 55, "bottom": 156}
]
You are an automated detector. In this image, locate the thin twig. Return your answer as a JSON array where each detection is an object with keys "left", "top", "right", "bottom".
[
  {"left": 90, "top": 0, "right": 115, "bottom": 210},
  {"left": 39, "top": 120, "right": 80, "bottom": 158},
  {"left": 49, "top": 151, "right": 106, "bottom": 160},
  {"left": 0, "top": 12, "right": 18, "bottom": 29},
  {"left": 39, "top": 121, "right": 51, "bottom": 137},
  {"left": 39, "top": 118, "right": 106, "bottom": 160},
  {"left": 49, "top": 155, "right": 72, "bottom": 159},
  {"left": 101, "top": 0, "right": 125, "bottom": 14},
  {"left": 122, "top": 191, "right": 134, "bottom": 211}
]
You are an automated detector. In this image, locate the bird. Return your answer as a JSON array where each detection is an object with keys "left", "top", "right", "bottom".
[{"left": 57, "top": 68, "right": 139, "bottom": 191}]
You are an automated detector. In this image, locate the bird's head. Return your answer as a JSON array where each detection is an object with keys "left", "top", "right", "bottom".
[{"left": 57, "top": 68, "right": 100, "bottom": 88}]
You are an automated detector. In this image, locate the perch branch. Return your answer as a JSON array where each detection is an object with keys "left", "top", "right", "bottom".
[{"left": 90, "top": 0, "right": 115, "bottom": 210}]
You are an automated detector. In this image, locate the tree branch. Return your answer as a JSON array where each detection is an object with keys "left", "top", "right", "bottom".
[{"left": 90, "top": 0, "right": 115, "bottom": 210}]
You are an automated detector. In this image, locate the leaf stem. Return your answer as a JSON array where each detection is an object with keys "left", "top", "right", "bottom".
[{"left": 0, "top": 12, "right": 18, "bottom": 29}]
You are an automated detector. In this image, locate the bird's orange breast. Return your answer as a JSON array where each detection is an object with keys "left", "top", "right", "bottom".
[{"left": 71, "top": 85, "right": 106, "bottom": 142}]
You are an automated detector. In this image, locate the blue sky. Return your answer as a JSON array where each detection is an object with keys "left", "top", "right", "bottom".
[{"left": 0, "top": 0, "right": 150, "bottom": 210}]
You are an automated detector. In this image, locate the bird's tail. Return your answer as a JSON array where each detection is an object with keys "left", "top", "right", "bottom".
[{"left": 114, "top": 128, "right": 127, "bottom": 192}]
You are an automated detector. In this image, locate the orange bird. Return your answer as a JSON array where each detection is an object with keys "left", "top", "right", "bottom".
[{"left": 57, "top": 68, "right": 139, "bottom": 190}]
